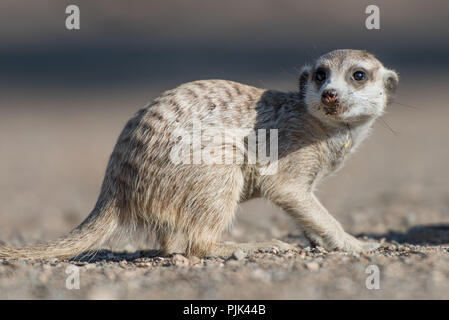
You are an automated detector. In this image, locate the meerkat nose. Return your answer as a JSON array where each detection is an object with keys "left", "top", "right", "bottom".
[{"left": 321, "top": 89, "right": 339, "bottom": 106}]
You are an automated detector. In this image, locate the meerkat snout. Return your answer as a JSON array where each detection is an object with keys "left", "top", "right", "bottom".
[{"left": 321, "top": 88, "right": 339, "bottom": 107}]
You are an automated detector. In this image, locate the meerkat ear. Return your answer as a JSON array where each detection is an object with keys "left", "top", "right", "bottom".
[
  {"left": 383, "top": 69, "right": 399, "bottom": 94},
  {"left": 299, "top": 65, "right": 312, "bottom": 99}
]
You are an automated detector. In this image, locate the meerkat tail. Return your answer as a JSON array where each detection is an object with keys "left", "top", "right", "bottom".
[{"left": 0, "top": 204, "right": 119, "bottom": 260}]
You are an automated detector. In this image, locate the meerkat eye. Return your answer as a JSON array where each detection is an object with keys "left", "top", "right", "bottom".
[
  {"left": 353, "top": 70, "right": 366, "bottom": 81},
  {"left": 315, "top": 70, "right": 326, "bottom": 82}
]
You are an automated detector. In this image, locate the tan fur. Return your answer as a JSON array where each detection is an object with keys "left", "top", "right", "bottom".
[{"left": 0, "top": 49, "right": 398, "bottom": 259}]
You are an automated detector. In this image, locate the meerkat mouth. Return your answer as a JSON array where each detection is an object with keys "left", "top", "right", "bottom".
[{"left": 323, "top": 103, "right": 348, "bottom": 116}]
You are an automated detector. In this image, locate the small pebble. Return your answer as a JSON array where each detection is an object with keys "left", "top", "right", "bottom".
[
  {"left": 172, "top": 254, "right": 189, "bottom": 266},
  {"left": 119, "top": 260, "right": 128, "bottom": 268},
  {"left": 231, "top": 249, "right": 246, "bottom": 261},
  {"left": 315, "top": 246, "right": 327, "bottom": 253},
  {"left": 84, "top": 263, "right": 96, "bottom": 270},
  {"left": 189, "top": 256, "right": 201, "bottom": 266}
]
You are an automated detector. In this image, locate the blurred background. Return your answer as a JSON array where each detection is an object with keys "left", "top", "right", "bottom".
[
  {"left": 0, "top": 0, "right": 449, "bottom": 299},
  {"left": 1, "top": 0, "right": 449, "bottom": 90}
]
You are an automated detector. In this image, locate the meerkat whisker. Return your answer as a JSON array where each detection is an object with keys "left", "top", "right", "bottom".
[
  {"left": 379, "top": 117, "right": 399, "bottom": 136},
  {"left": 391, "top": 100, "right": 419, "bottom": 109}
]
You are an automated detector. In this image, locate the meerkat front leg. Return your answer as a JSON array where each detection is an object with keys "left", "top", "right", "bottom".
[{"left": 269, "top": 191, "right": 379, "bottom": 252}]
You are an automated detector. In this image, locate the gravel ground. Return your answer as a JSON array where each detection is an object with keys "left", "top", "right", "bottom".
[{"left": 1, "top": 79, "right": 448, "bottom": 299}]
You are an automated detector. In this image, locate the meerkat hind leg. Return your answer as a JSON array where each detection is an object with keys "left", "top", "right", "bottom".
[{"left": 157, "top": 228, "right": 186, "bottom": 255}]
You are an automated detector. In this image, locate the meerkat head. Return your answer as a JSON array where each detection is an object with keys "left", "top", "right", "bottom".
[{"left": 299, "top": 49, "right": 399, "bottom": 124}]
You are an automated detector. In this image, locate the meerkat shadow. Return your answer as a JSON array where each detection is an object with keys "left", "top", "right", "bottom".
[
  {"left": 70, "top": 249, "right": 161, "bottom": 263},
  {"left": 359, "top": 224, "right": 449, "bottom": 246}
]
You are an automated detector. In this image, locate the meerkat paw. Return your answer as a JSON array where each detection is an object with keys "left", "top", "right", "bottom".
[
  {"left": 303, "top": 231, "right": 325, "bottom": 248},
  {"left": 359, "top": 241, "right": 381, "bottom": 252},
  {"left": 329, "top": 234, "right": 380, "bottom": 253},
  {"left": 343, "top": 238, "right": 380, "bottom": 253}
]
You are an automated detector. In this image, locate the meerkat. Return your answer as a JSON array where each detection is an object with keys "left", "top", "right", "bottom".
[{"left": 0, "top": 49, "right": 398, "bottom": 260}]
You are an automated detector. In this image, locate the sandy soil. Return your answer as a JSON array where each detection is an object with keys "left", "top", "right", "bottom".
[{"left": 0, "top": 79, "right": 448, "bottom": 299}]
